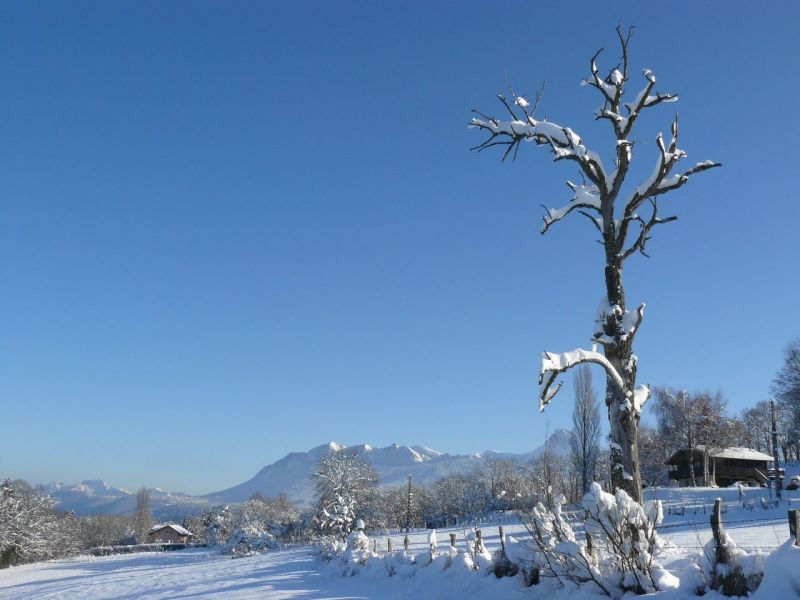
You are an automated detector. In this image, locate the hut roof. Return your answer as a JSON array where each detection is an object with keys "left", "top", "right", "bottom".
[{"left": 148, "top": 523, "right": 192, "bottom": 536}]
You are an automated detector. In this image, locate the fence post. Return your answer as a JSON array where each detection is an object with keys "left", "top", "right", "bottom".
[
  {"left": 711, "top": 498, "right": 730, "bottom": 566},
  {"left": 789, "top": 509, "right": 800, "bottom": 546},
  {"left": 584, "top": 509, "right": 594, "bottom": 557},
  {"left": 474, "top": 529, "right": 483, "bottom": 555},
  {"left": 403, "top": 533, "right": 409, "bottom": 553},
  {"left": 449, "top": 533, "right": 456, "bottom": 550},
  {"left": 498, "top": 525, "right": 505, "bottom": 554},
  {"left": 387, "top": 537, "right": 392, "bottom": 553}
]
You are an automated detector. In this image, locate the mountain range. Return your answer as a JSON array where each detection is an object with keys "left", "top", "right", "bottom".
[
  {"left": 38, "top": 479, "right": 210, "bottom": 521},
  {"left": 37, "top": 429, "right": 572, "bottom": 517}
]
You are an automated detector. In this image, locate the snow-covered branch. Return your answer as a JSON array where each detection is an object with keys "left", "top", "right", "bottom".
[
  {"left": 541, "top": 180, "right": 602, "bottom": 234},
  {"left": 655, "top": 159, "right": 721, "bottom": 194},
  {"left": 539, "top": 348, "right": 625, "bottom": 411},
  {"left": 618, "top": 69, "right": 678, "bottom": 139},
  {"left": 582, "top": 26, "right": 633, "bottom": 133},
  {"left": 617, "top": 116, "right": 720, "bottom": 254},
  {"left": 583, "top": 48, "right": 622, "bottom": 106},
  {"left": 470, "top": 106, "right": 609, "bottom": 194}
]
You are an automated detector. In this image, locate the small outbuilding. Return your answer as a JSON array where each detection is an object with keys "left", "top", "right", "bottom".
[
  {"left": 666, "top": 446, "right": 774, "bottom": 487},
  {"left": 147, "top": 523, "right": 193, "bottom": 545}
]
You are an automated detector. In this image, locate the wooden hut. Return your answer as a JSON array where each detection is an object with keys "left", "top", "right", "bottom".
[{"left": 666, "top": 446, "right": 774, "bottom": 487}]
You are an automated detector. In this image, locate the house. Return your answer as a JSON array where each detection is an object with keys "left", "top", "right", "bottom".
[
  {"left": 147, "top": 523, "right": 193, "bottom": 545},
  {"left": 666, "top": 446, "right": 775, "bottom": 487}
]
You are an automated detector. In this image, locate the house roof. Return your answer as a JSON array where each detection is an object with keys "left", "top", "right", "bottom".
[
  {"left": 148, "top": 523, "right": 192, "bottom": 536},
  {"left": 667, "top": 446, "right": 774, "bottom": 463},
  {"left": 699, "top": 446, "right": 775, "bottom": 462}
]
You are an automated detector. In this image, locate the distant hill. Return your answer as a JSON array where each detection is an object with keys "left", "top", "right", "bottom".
[{"left": 38, "top": 429, "right": 572, "bottom": 515}]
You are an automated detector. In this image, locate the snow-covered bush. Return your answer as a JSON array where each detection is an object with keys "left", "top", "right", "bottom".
[
  {"left": 210, "top": 494, "right": 302, "bottom": 556},
  {"left": 317, "top": 527, "right": 394, "bottom": 577},
  {"left": 316, "top": 522, "right": 535, "bottom": 587},
  {"left": 312, "top": 449, "right": 379, "bottom": 540},
  {"left": 520, "top": 483, "right": 673, "bottom": 596},
  {"left": 205, "top": 505, "right": 236, "bottom": 549},
  {"left": 225, "top": 528, "right": 277, "bottom": 558},
  {"left": 699, "top": 524, "right": 766, "bottom": 596},
  {"left": 315, "top": 537, "right": 347, "bottom": 563},
  {"left": 383, "top": 546, "right": 417, "bottom": 578},
  {"left": 202, "top": 493, "right": 303, "bottom": 556},
  {"left": 0, "top": 479, "right": 80, "bottom": 568},
  {"left": 317, "top": 494, "right": 358, "bottom": 540}
]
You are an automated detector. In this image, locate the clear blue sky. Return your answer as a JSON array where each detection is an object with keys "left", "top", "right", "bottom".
[{"left": 1, "top": 1, "right": 798, "bottom": 495}]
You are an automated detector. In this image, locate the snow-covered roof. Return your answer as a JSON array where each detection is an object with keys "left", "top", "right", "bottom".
[
  {"left": 669, "top": 446, "right": 774, "bottom": 463},
  {"left": 149, "top": 523, "right": 192, "bottom": 536},
  {"left": 698, "top": 446, "right": 775, "bottom": 462}
]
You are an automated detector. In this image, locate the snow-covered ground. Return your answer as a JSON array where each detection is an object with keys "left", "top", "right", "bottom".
[
  {"left": 2, "top": 487, "right": 798, "bottom": 599},
  {"left": 0, "top": 546, "right": 533, "bottom": 600}
]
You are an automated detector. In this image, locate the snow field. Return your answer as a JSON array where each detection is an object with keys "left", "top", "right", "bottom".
[
  {"left": 0, "top": 546, "right": 532, "bottom": 600},
  {"left": 3, "top": 486, "right": 800, "bottom": 599}
]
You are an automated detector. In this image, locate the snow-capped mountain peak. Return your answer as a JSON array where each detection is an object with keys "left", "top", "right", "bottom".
[{"left": 205, "top": 432, "right": 571, "bottom": 506}]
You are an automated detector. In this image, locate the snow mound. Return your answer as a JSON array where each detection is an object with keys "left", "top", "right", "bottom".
[{"left": 750, "top": 539, "right": 800, "bottom": 599}]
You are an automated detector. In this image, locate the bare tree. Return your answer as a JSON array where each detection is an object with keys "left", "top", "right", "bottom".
[
  {"left": 79, "top": 515, "right": 132, "bottom": 548},
  {"left": 740, "top": 401, "right": 773, "bottom": 453},
  {"left": 570, "top": 366, "right": 601, "bottom": 496},
  {"left": 655, "top": 389, "right": 732, "bottom": 486},
  {"left": 773, "top": 338, "right": 800, "bottom": 460},
  {"left": 532, "top": 429, "right": 570, "bottom": 506},
  {"left": 471, "top": 26, "right": 719, "bottom": 503},
  {"left": 694, "top": 391, "right": 733, "bottom": 485},
  {"left": 655, "top": 389, "right": 697, "bottom": 485},
  {"left": 637, "top": 425, "right": 668, "bottom": 487},
  {"left": 133, "top": 486, "right": 152, "bottom": 544}
]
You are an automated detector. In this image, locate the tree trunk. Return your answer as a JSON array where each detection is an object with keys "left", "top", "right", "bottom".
[{"left": 603, "top": 260, "right": 643, "bottom": 504}]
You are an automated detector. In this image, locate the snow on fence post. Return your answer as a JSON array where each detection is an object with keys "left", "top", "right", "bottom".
[
  {"left": 474, "top": 529, "right": 483, "bottom": 555},
  {"left": 710, "top": 497, "right": 754, "bottom": 595},
  {"left": 711, "top": 499, "right": 731, "bottom": 567},
  {"left": 428, "top": 529, "right": 437, "bottom": 562},
  {"left": 788, "top": 509, "right": 800, "bottom": 546}
]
